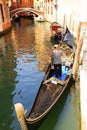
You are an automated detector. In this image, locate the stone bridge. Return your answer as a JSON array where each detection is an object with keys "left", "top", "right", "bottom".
[{"left": 10, "top": 8, "right": 44, "bottom": 18}]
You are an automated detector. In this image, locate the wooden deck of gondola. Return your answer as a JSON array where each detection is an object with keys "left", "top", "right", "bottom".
[{"left": 29, "top": 82, "right": 63, "bottom": 119}]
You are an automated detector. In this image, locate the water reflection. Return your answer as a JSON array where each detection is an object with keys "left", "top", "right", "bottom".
[
  {"left": 70, "top": 83, "right": 81, "bottom": 130},
  {"left": 0, "top": 36, "right": 17, "bottom": 130},
  {"left": 11, "top": 19, "right": 52, "bottom": 72},
  {"left": 34, "top": 42, "right": 52, "bottom": 71}
]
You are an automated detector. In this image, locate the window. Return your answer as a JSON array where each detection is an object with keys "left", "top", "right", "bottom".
[
  {"left": 0, "top": 4, "right": 4, "bottom": 22},
  {"left": 40, "top": 2, "right": 43, "bottom": 7}
]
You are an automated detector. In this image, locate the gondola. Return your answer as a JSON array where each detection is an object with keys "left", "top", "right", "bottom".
[
  {"left": 50, "top": 22, "right": 64, "bottom": 40},
  {"left": 14, "top": 55, "right": 73, "bottom": 130},
  {"left": 14, "top": 14, "right": 20, "bottom": 22}
]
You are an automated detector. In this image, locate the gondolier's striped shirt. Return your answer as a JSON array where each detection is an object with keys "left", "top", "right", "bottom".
[{"left": 52, "top": 50, "right": 63, "bottom": 64}]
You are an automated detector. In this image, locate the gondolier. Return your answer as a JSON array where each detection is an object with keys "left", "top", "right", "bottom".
[{"left": 51, "top": 44, "right": 63, "bottom": 77}]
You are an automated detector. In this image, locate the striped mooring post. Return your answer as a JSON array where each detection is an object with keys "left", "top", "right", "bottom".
[{"left": 14, "top": 103, "right": 28, "bottom": 130}]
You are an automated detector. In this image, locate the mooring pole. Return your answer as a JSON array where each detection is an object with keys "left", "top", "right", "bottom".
[
  {"left": 72, "top": 38, "right": 83, "bottom": 80},
  {"left": 14, "top": 103, "right": 28, "bottom": 130}
]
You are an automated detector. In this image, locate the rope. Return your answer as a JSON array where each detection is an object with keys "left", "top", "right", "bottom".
[{"left": 43, "top": 77, "right": 66, "bottom": 85}]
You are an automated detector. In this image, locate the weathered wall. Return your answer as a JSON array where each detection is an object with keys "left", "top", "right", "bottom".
[
  {"left": 57, "top": 0, "right": 80, "bottom": 38},
  {"left": 44, "top": 0, "right": 87, "bottom": 42},
  {"left": 0, "top": 0, "right": 11, "bottom": 35}
]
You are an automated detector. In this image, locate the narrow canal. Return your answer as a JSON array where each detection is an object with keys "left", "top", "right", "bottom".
[{"left": 0, "top": 18, "right": 80, "bottom": 130}]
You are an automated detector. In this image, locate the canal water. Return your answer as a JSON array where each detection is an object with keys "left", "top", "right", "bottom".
[{"left": 0, "top": 18, "right": 80, "bottom": 130}]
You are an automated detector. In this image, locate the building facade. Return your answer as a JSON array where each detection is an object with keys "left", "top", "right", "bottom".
[
  {"left": 0, "top": 0, "right": 11, "bottom": 36},
  {"left": 44, "top": 0, "right": 87, "bottom": 43},
  {"left": 57, "top": 0, "right": 87, "bottom": 41},
  {"left": 11, "top": 0, "right": 34, "bottom": 8},
  {"left": 34, "top": 0, "right": 44, "bottom": 12},
  {"left": 44, "top": 0, "right": 57, "bottom": 22}
]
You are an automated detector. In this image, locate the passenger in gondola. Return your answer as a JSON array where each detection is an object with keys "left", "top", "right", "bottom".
[
  {"left": 54, "top": 31, "right": 58, "bottom": 40},
  {"left": 58, "top": 31, "right": 62, "bottom": 41},
  {"left": 51, "top": 44, "right": 63, "bottom": 77},
  {"left": 54, "top": 31, "right": 59, "bottom": 44},
  {"left": 54, "top": 30, "right": 62, "bottom": 45}
]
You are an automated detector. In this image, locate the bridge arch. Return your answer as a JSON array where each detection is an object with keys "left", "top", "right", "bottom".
[{"left": 10, "top": 8, "right": 44, "bottom": 18}]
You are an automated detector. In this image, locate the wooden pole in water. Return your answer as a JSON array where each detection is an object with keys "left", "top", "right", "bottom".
[
  {"left": 72, "top": 38, "right": 83, "bottom": 80},
  {"left": 14, "top": 103, "right": 28, "bottom": 130}
]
